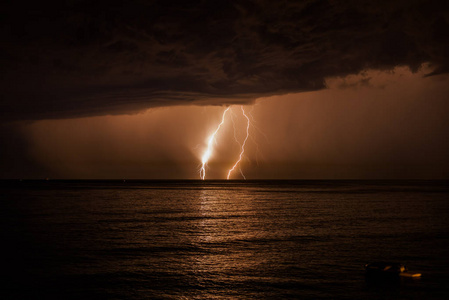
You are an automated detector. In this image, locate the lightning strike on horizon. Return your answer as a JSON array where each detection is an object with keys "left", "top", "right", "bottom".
[
  {"left": 227, "top": 106, "right": 250, "bottom": 180},
  {"left": 200, "top": 106, "right": 231, "bottom": 180},
  {"left": 229, "top": 108, "right": 247, "bottom": 179}
]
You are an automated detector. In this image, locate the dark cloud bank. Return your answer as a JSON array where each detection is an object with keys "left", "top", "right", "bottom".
[{"left": 1, "top": 0, "right": 448, "bottom": 121}]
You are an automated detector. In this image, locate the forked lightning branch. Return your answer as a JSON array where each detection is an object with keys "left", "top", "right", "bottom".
[{"left": 199, "top": 106, "right": 251, "bottom": 180}]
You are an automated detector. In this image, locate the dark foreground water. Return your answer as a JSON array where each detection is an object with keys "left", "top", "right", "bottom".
[{"left": 1, "top": 180, "right": 448, "bottom": 299}]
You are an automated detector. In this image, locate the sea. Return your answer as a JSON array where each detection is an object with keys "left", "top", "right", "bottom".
[{"left": 1, "top": 180, "right": 448, "bottom": 299}]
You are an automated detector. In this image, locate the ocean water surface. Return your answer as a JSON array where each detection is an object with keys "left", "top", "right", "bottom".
[{"left": 1, "top": 180, "right": 448, "bottom": 299}]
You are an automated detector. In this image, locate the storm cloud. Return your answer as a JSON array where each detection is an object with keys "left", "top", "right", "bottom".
[{"left": 2, "top": 0, "right": 448, "bottom": 121}]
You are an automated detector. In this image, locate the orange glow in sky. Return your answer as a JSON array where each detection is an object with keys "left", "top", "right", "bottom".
[{"left": 10, "top": 66, "right": 449, "bottom": 180}]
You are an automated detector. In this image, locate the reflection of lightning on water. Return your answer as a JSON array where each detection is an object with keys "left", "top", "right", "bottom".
[
  {"left": 200, "top": 107, "right": 230, "bottom": 180},
  {"left": 227, "top": 106, "right": 250, "bottom": 179}
]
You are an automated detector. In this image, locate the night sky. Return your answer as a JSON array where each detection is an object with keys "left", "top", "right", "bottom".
[{"left": 1, "top": 0, "right": 449, "bottom": 179}]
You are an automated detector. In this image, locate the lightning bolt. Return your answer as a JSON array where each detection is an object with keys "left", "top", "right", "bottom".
[
  {"left": 200, "top": 106, "right": 230, "bottom": 180},
  {"left": 227, "top": 106, "right": 250, "bottom": 180}
]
